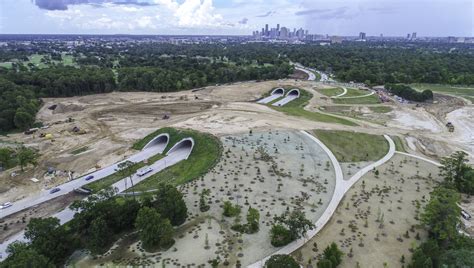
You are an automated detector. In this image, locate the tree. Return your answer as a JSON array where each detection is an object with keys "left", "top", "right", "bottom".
[
  {"left": 116, "top": 160, "right": 135, "bottom": 194},
  {"left": 3, "top": 242, "right": 52, "bottom": 268},
  {"left": 24, "top": 217, "right": 72, "bottom": 266},
  {"left": 223, "top": 201, "right": 241, "bottom": 217},
  {"left": 135, "top": 207, "right": 174, "bottom": 250},
  {"left": 274, "top": 209, "right": 315, "bottom": 241},
  {"left": 264, "top": 254, "right": 299, "bottom": 268},
  {"left": 321, "top": 243, "right": 344, "bottom": 267},
  {"left": 270, "top": 224, "right": 293, "bottom": 247},
  {"left": 85, "top": 216, "right": 112, "bottom": 255},
  {"left": 246, "top": 207, "right": 260, "bottom": 233},
  {"left": 317, "top": 259, "right": 333, "bottom": 268},
  {"left": 152, "top": 183, "right": 187, "bottom": 226},
  {"left": 13, "top": 109, "right": 34, "bottom": 130},
  {"left": 0, "top": 148, "right": 14, "bottom": 169},
  {"left": 421, "top": 187, "right": 460, "bottom": 245},
  {"left": 440, "top": 249, "right": 474, "bottom": 267},
  {"left": 440, "top": 151, "right": 474, "bottom": 194},
  {"left": 199, "top": 188, "right": 210, "bottom": 212},
  {"left": 17, "top": 146, "right": 37, "bottom": 171}
]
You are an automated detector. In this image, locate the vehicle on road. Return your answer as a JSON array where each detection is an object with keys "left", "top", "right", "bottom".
[
  {"left": 461, "top": 209, "right": 472, "bottom": 220},
  {"left": 0, "top": 202, "right": 12, "bottom": 209},
  {"left": 136, "top": 166, "right": 153, "bottom": 177},
  {"left": 85, "top": 175, "right": 94, "bottom": 181},
  {"left": 49, "top": 187, "right": 61, "bottom": 194}
]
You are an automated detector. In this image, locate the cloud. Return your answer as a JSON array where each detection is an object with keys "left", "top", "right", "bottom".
[
  {"left": 295, "top": 8, "right": 331, "bottom": 16},
  {"left": 295, "top": 7, "right": 350, "bottom": 20},
  {"left": 34, "top": 0, "right": 156, "bottom": 11},
  {"left": 238, "top": 17, "right": 248, "bottom": 24},
  {"left": 256, "top": 11, "right": 274, "bottom": 17}
]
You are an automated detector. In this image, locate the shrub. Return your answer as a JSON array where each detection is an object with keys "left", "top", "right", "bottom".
[{"left": 265, "top": 254, "right": 299, "bottom": 268}]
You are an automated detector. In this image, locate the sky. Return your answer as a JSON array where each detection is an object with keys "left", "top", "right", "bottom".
[{"left": 0, "top": 0, "right": 472, "bottom": 36}]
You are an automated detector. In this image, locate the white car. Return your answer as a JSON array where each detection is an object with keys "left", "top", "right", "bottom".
[
  {"left": 0, "top": 202, "right": 12, "bottom": 209},
  {"left": 136, "top": 166, "right": 153, "bottom": 177}
]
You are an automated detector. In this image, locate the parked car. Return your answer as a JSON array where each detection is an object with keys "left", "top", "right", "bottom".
[
  {"left": 136, "top": 166, "right": 153, "bottom": 177},
  {"left": 0, "top": 202, "right": 12, "bottom": 209},
  {"left": 461, "top": 210, "right": 472, "bottom": 220},
  {"left": 85, "top": 175, "right": 94, "bottom": 181},
  {"left": 50, "top": 187, "right": 61, "bottom": 194}
]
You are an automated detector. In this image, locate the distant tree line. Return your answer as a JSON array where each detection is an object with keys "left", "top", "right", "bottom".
[
  {"left": 280, "top": 43, "right": 474, "bottom": 85},
  {"left": 1, "top": 184, "right": 187, "bottom": 267},
  {"left": 385, "top": 84, "right": 433, "bottom": 102}
]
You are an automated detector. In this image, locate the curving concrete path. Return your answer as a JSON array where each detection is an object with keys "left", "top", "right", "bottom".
[
  {"left": 331, "top": 87, "right": 348, "bottom": 98},
  {"left": 395, "top": 151, "right": 442, "bottom": 167},
  {"left": 333, "top": 91, "right": 375, "bottom": 99},
  {"left": 249, "top": 131, "right": 395, "bottom": 267},
  {"left": 0, "top": 137, "right": 194, "bottom": 260}
]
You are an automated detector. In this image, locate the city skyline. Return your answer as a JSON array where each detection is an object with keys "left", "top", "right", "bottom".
[{"left": 0, "top": 0, "right": 472, "bottom": 37}]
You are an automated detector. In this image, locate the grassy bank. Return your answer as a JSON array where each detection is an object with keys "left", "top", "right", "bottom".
[
  {"left": 391, "top": 135, "right": 407, "bottom": 153},
  {"left": 129, "top": 128, "right": 222, "bottom": 191},
  {"left": 411, "top": 83, "right": 474, "bottom": 102},
  {"left": 269, "top": 88, "right": 358, "bottom": 126},
  {"left": 316, "top": 87, "right": 344, "bottom": 97},
  {"left": 313, "top": 129, "right": 389, "bottom": 162},
  {"left": 333, "top": 94, "right": 381, "bottom": 104}
]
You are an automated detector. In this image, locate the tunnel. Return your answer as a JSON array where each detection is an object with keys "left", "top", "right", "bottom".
[
  {"left": 287, "top": 88, "right": 300, "bottom": 97},
  {"left": 271, "top": 88, "right": 285, "bottom": 95},
  {"left": 166, "top": 137, "right": 195, "bottom": 160},
  {"left": 143, "top": 133, "right": 170, "bottom": 154}
]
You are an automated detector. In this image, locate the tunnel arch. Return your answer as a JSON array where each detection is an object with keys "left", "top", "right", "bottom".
[
  {"left": 143, "top": 133, "right": 170, "bottom": 153},
  {"left": 287, "top": 88, "right": 300, "bottom": 97},
  {"left": 271, "top": 88, "right": 285, "bottom": 95},
  {"left": 166, "top": 137, "right": 195, "bottom": 160}
]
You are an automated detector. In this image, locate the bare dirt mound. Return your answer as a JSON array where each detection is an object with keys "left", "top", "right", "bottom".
[{"left": 52, "top": 103, "right": 85, "bottom": 114}]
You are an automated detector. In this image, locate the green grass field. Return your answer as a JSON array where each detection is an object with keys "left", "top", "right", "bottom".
[
  {"left": 129, "top": 128, "right": 222, "bottom": 191},
  {"left": 86, "top": 161, "right": 147, "bottom": 193},
  {"left": 343, "top": 88, "right": 371, "bottom": 97},
  {"left": 269, "top": 89, "right": 358, "bottom": 126},
  {"left": 333, "top": 94, "right": 381, "bottom": 105},
  {"left": 313, "top": 129, "right": 389, "bottom": 162},
  {"left": 411, "top": 83, "right": 474, "bottom": 102},
  {"left": 316, "top": 88, "right": 344, "bottom": 97}
]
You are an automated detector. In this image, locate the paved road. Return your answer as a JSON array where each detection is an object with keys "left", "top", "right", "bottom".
[
  {"left": 257, "top": 93, "right": 284, "bottom": 104},
  {"left": 249, "top": 132, "right": 395, "bottom": 267},
  {"left": 272, "top": 94, "right": 299, "bottom": 107},
  {"left": 0, "top": 139, "right": 192, "bottom": 260},
  {"left": 295, "top": 66, "right": 316, "bottom": 81},
  {"left": 0, "top": 137, "right": 168, "bottom": 219}
]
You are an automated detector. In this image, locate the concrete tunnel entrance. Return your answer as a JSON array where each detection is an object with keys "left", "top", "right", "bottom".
[
  {"left": 166, "top": 138, "right": 195, "bottom": 160},
  {"left": 271, "top": 88, "right": 284, "bottom": 95},
  {"left": 287, "top": 89, "right": 300, "bottom": 97},
  {"left": 143, "top": 133, "right": 170, "bottom": 154}
]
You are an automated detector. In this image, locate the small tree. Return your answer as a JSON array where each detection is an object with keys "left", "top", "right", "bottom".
[
  {"left": 265, "top": 254, "right": 299, "bottom": 268},
  {"left": 223, "top": 201, "right": 241, "bottom": 217},
  {"left": 135, "top": 207, "right": 174, "bottom": 251},
  {"left": 17, "top": 147, "right": 37, "bottom": 171},
  {"left": 116, "top": 160, "right": 135, "bottom": 195},
  {"left": 199, "top": 189, "right": 211, "bottom": 212}
]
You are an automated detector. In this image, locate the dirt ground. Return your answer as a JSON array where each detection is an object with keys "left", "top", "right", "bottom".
[
  {"left": 293, "top": 153, "right": 441, "bottom": 267},
  {"left": 71, "top": 130, "right": 337, "bottom": 267}
]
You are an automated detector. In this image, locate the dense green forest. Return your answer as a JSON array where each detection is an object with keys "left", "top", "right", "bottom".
[
  {"left": 281, "top": 43, "right": 474, "bottom": 85},
  {"left": 385, "top": 84, "right": 433, "bottom": 102},
  {"left": 1, "top": 42, "right": 473, "bottom": 131}
]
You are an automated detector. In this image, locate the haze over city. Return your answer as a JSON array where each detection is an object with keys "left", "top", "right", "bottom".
[{"left": 0, "top": 0, "right": 472, "bottom": 36}]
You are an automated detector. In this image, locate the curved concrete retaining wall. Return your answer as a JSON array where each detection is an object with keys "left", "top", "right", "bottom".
[
  {"left": 166, "top": 137, "right": 195, "bottom": 160},
  {"left": 143, "top": 133, "right": 170, "bottom": 153}
]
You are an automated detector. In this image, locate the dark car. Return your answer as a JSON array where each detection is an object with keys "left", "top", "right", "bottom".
[
  {"left": 85, "top": 175, "right": 94, "bottom": 181},
  {"left": 49, "top": 187, "right": 60, "bottom": 194}
]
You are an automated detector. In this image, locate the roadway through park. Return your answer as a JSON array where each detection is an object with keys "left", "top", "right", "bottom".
[{"left": 0, "top": 135, "right": 194, "bottom": 260}]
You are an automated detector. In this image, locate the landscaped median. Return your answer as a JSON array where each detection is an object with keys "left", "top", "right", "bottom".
[
  {"left": 127, "top": 128, "right": 222, "bottom": 191},
  {"left": 266, "top": 88, "right": 358, "bottom": 126}
]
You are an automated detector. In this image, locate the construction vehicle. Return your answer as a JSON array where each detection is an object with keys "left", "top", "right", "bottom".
[{"left": 446, "top": 122, "right": 455, "bottom": 132}]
